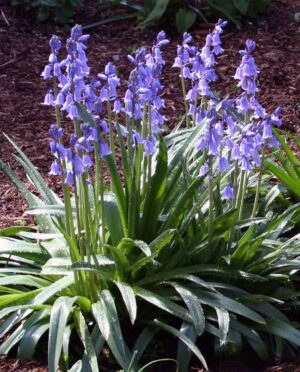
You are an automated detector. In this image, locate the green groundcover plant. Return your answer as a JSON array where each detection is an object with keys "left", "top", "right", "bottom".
[
  {"left": 10, "top": 0, "right": 271, "bottom": 30},
  {"left": 0, "top": 21, "right": 300, "bottom": 372},
  {"left": 118, "top": 0, "right": 271, "bottom": 31},
  {"left": 10, "top": 0, "right": 84, "bottom": 23}
]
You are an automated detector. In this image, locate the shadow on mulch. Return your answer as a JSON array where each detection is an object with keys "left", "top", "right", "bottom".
[{"left": 0, "top": 356, "right": 299, "bottom": 372}]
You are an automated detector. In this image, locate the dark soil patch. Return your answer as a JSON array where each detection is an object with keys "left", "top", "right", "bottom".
[{"left": 0, "top": 356, "right": 47, "bottom": 371}]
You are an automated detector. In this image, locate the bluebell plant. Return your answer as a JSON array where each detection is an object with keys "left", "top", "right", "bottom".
[
  {"left": 2, "top": 19, "right": 300, "bottom": 372},
  {"left": 41, "top": 22, "right": 284, "bottom": 256}
]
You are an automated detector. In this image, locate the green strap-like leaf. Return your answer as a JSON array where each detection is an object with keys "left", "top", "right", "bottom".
[
  {"left": 167, "top": 282, "right": 205, "bottom": 336},
  {"left": 0, "top": 275, "right": 50, "bottom": 288},
  {"left": 130, "top": 326, "right": 158, "bottom": 369},
  {"left": 75, "top": 311, "right": 99, "bottom": 372},
  {"left": 137, "top": 265, "right": 266, "bottom": 286},
  {"left": 114, "top": 281, "right": 137, "bottom": 324},
  {"left": 153, "top": 319, "right": 208, "bottom": 370},
  {"left": 48, "top": 296, "right": 77, "bottom": 372},
  {"left": 139, "top": 0, "right": 170, "bottom": 27},
  {"left": 104, "top": 154, "right": 127, "bottom": 236},
  {"left": 265, "top": 160, "right": 300, "bottom": 198},
  {"left": 103, "top": 192, "right": 124, "bottom": 246},
  {"left": 176, "top": 322, "right": 197, "bottom": 372},
  {"left": 0, "top": 226, "right": 33, "bottom": 237},
  {"left": 256, "top": 318, "right": 300, "bottom": 346},
  {"left": 215, "top": 308, "right": 230, "bottom": 346},
  {"left": 161, "top": 178, "right": 203, "bottom": 231},
  {"left": 141, "top": 138, "right": 168, "bottom": 242},
  {"left": 0, "top": 237, "right": 46, "bottom": 255},
  {"left": 0, "top": 309, "right": 50, "bottom": 355},
  {"left": 92, "top": 290, "right": 130, "bottom": 369},
  {"left": 193, "top": 289, "right": 266, "bottom": 325},
  {"left": 0, "top": 161, "right": 58, "bottom": 232},
  {"left": 69, "top": 360, "right": 82, "bottom": 372},
  {"left": 17, "top": 320, "right": 49, "bottom": 359},
  {"left": 135, "top": 287, "right": 191, "bottom": 323},
  {"left": 33, "top": 274, "right": 75, "bottom": 306},
  {"left": 0, "top": 289, "right": 41, "bottom": 309},
  {"left": 230, "top": 319, "right": 268, "bottom": 359},
  {"left": 4, "top": 134, "right": 61, "bottom": 205}
]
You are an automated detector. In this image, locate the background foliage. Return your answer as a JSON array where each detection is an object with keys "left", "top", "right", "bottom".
[{"left": 10, "top": 0, "right": 272, "bottom": 30}]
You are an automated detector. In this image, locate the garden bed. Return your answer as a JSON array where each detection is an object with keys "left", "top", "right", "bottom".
[
  {"left": 0, "top": 0, "right": 300, "bottom": 228},
  {"left": 1, "top": 1, "right": 300, "bottom": 371}
]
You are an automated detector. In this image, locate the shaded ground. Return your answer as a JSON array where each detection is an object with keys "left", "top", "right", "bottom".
[
  {"left": 0, "top": 357, "right": 300, "bottom": 372},
  {"left": 0, "top": 1, "right": 300, "bottom": 371}
]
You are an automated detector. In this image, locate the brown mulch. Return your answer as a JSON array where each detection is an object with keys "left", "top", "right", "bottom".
[
  {"left": 0, "top": 356, "right": 47, "bottom": 372},
  {"left": 0, "top": 357, "right": 299, "bottom": 372},
  {"left": 0, "top": 2, "right": 300, "bottom": 370}
]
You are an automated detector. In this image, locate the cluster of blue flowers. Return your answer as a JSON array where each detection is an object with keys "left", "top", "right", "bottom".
[
  {"left": 43, "top": 25, "right": 169, "bottom": 184},
  {"left": 173, "top": 20, "right": 227, "bottom": 123},
  {"left": 43, "top": 25, "right": 115, "bottom": 185},
  {"left": 43, "top": 22, "right": 282, "bottom": 195},
  {"left": 173, "top": 27, "right": 282, "bottom": 200},
  {"left": 125, "top": 31, "right": 169, "bottom": 155}
]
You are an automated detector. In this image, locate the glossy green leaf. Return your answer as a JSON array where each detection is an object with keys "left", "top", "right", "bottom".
[
  {"left": 0, "top": 309, "right": 49, "bottom": 354},
  {"left": 48, "top": 296, "right": 77, "bottom": 372},
  {"left": 161, "top": 178, "right": 202, "bottom": 231},
  {"left": 114, "top": 281, "right": 137, "bottom": 324},
  {"left": 176, "top": 322, "right": 197, "bottom": 372},
  {"left": 32, "top": 274, "right": 75, "bottom": 306},
  {"left": 75, "top": 311, "right": 99, "bottom": 372},
  {"left": 176, "top": 8, "right": 197, "bottom": 33},
  {"left": 0, "top": 275, "right": 50, "bottom": 288},
  {"left": 0, "top": 237, "right": 45, "bottom": 255},
  {"left": 0, "top": 226, "right": 33, "bottom": 237},
  {"left": 69, "top": 360, "right": 82, "bottom": 372},
  {"left": 153, "top": 320, "right": 208, "bottom": 370},
  {"left": 167, "top": 282, "right": 205, "bottom": 335},
  {"left": 26, "top": 205, "right": 66, "bottom": 216},
  {"left": 0, "top": 290, "right": 41, "bottom": 309},
  {"left": 3, "top": 134, "right": 61, "bottom": 205},
  {"left": 139, "top": 0, "right": 170, "bottom": 27},
  {"left": 230, "top": 319, "right": 268, "bottom": 359},
  {"left": 256, "top": 318, "right": 300, "bottom": 346},
  {"left": 92, "top": 290, "right": 130, "bottom": 369},
  {"left": 149, "top": 229, "right": 176, "bottom": 252},
  {"left": 130, "top": 326, "right": 158, "bottom": 369},
  {"left": 17, "top": 320, "right": 49, "bottom": 359},
  {"left": 194, "top": 289, "right": 266, "bottom": 324},
  {"left": 103, "top": 191, "right": 124, "bottom": 246},
  {"left": 136, "top": 287, "right": 191, "bottom": 323},
  {"left": 104, "top": 154, "right": 127, "bottom": 236},
  {"left": 215, "top": 308, "right": 230, "bottom": 346},
  {"left": 138, "top": 265, "right": 266, "bottom": 286},
  {"left": 265, "top": 160, "right": 300, "bottom": 198},
  {"left": 141, "top": 138, "right": 167, "bottom": 242}
]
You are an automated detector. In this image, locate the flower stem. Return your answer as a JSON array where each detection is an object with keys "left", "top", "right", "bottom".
[
  {"left": 251, "top": 150, "right": 266, "bottom": 218},
  {"left": 180, "top": 69, "right": 190, "bottom": 128},
  {"left": 107, "top": 100, "right": 115, "bottom": 161},
  {"left": 208, "top": 156, "right": 214, "bottom": 247},
  {"left": 237, "top": 171, "right": 248, "bottom": 222},
  {"left": 99, "top": 160, "right": 106, "bottom": 248},
  {"left": 232, "top": 160, "right": 239, "bottom": 208}
]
